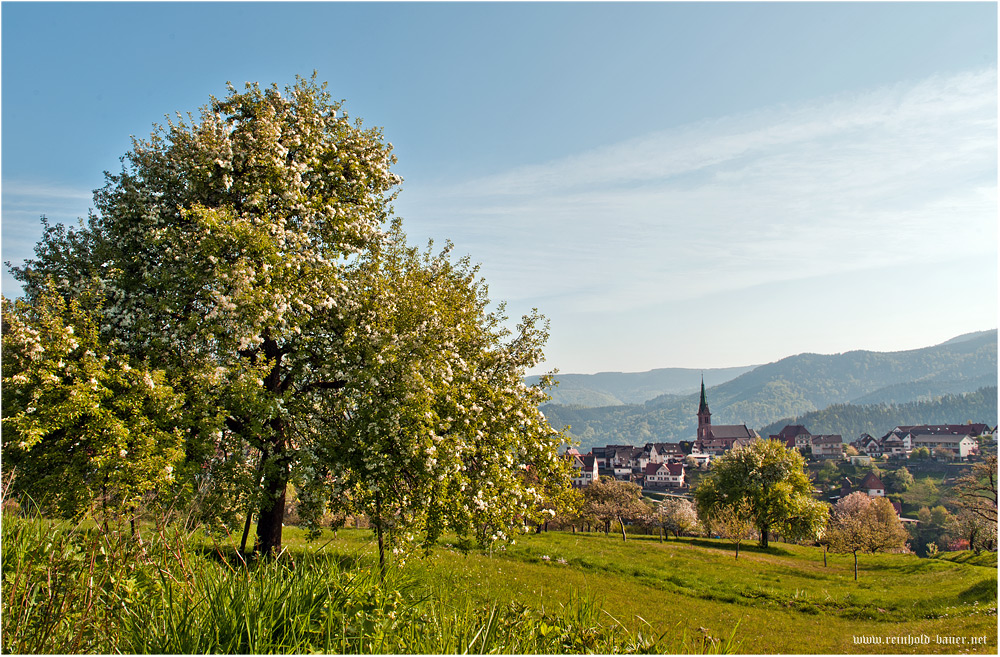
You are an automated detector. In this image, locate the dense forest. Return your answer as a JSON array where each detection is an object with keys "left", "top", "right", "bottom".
[{"left": 758, "top": 386, "right": 998, "bottom": 440}]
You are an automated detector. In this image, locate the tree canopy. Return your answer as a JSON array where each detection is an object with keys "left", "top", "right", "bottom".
[
  {"left": 2, "top": 285, "right": 184, "bottom": 520},
  {"left": 582, "top": 477, "right": 647, "bottom": 541},
  {"left": 5, "top": 75, "right": 568, "bottom": 558},
  {"left": 827, "top": 492, "right": 908, "bottom": 580},
  {"left": 693, "top": 438, "right": 827, "bottom": 548}
]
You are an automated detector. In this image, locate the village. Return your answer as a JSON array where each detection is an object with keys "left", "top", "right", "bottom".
[{"left": 567, "top": 380, "right": 997, "bottom": 506}]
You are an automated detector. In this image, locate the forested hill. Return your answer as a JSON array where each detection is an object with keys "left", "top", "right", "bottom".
[
  {"left": 758, "top": 387, "right": 997, "bottom": 441},
  {"left": 527, "top": 365, "right": 757, "bottom": 406},
  {"left": 542, "top": 330, "right": 997, "bottom": 450}
]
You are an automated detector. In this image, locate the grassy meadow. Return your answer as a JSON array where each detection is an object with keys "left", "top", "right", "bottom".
[{"left": 2, "top": 514, "right": 996, "bottom": 654}]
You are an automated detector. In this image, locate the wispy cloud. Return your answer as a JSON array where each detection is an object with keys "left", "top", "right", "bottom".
[
  {"left": 399, "top": 69, "right": 997, "bottom": 313},
  {"left": 1, "top": 181, "right": 96, "bottom": 296}
]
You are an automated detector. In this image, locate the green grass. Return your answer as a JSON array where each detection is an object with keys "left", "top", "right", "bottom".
[
  {"left": 397, "top": 530, "right": 996, "bottom": 654},
  {"left": 0, "top": 516, "right": 728, "bottom": 654},
  {"left": 933, "top": 550, "right": 998, "bottom": 568},
  {"left": 2, "top": 516, "right": 996, "bottom": 654}
]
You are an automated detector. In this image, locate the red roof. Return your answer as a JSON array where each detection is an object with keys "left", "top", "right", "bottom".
[
  {"left": 859, "top": 472, "right": 885, "bottom": 491},
  {"left": 643, "top": 462, "right": 665, "bottom": 476},
  {"left": 774, "top": 425, "right": 811, "bottom": 439},
  {"left": 665, "top": 463, "right": 684, "bottom": 476}
]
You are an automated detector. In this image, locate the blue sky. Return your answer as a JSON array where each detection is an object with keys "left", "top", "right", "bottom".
[{"left": 2, "top": 1, "right": 997, "bottom": 374}]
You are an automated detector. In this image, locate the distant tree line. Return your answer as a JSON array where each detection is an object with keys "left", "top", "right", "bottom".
[{"left": 759, "top": 387, "right": 997, "bottom": 440}]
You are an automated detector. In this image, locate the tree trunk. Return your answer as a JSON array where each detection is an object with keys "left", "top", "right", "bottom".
[
  {"left": 255, "top": 450, "right": 289, "bottom": 558},
  {"left": 853, "top": 551, "right": 858, "bottom": 581},
  {"left": 735, "top": 541, "right": 740, "bottom": 560},
  {"left": 375, "top": 489, "right": 386, "bottom": 584},
  {"left": 758, "top": 525, "right": 769, "bottom": 548},
  {"left": 618, "top": 516, "right": 627, "bottom": 542},
  {"left": 241, "top": 448, "right": 268, "bottom": 554},
  {"left": 254, "top": 344, "right": 290, "bottom": 558}
]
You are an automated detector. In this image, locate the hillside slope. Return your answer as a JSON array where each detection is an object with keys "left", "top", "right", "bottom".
[
  {"left": 544, "top": 331, "right": 997, "bottom": 448},
  {"left": 528, "top": 365, "right": 756, "bottom": 406},
  {"left": 758, "top": 386, "right": 998, "bottom": 442}
]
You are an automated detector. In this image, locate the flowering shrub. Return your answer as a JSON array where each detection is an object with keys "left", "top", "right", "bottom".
[{"left": 2, "top": 285, "right": 184, "bottom": 519}]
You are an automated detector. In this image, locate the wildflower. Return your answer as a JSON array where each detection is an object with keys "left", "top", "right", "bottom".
[{"left": 541, "top": 555, "right": 550, "bottom": 561}]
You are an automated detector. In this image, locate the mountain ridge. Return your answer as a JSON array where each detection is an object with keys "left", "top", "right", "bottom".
[{"left": 540, "top": 330, "right": 997, "bottom": 449}]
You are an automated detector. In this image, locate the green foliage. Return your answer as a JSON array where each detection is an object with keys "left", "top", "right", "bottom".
[
  {"left": 884, "top": 466, "right": 915, "bottom": 493},
  {"left": 1, "top": 515, "right": 728, "bottom": 654},
  {"left": 1, "top": 286, "right": 184, "bottom": 519},
  {"left": 694, "top": 439, "right": 828, "bottom": 548},
  {"left": 305, "top": 225, "right": 571, "bottom": 555}
]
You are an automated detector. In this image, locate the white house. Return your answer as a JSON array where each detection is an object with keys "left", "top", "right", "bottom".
[
  {"left": 571, "top": 454, "right": 599, "bottom": 488},
  {"left": 911, "top": 434, "right": 977, "bottom": 459}
]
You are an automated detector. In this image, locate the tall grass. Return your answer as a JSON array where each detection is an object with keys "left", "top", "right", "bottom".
[{"left": 2, "top": 513, "right": 726, "bottom": 654}]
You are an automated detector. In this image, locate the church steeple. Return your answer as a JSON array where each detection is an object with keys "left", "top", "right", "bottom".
[{"left": 697, "top": 375, "right": 712, "bottom": 441}]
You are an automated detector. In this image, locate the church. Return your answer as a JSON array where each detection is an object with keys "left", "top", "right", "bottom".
[{"left": 694, "top": 378, "right": 759, "bottom": 456}]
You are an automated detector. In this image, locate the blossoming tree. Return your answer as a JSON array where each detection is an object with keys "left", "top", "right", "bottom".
[
  {"left": 8, "top": 76, "right": 568, "bottom": 557},
  {"left": 2, "top": 285, "right": 184, "bottom": 523},
  {"left": 294, "top": 225, "right": 570, "bottom": 575}
]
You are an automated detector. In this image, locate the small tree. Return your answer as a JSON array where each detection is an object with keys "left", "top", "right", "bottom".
[
  {"left": 933, "top": 447, "right": 954, "bottom": 462},
  {"left": 660, "top": 497, "right": 700, "bottom": 539},
  {"left": 827, "top": 492, "right": 909, "bottom": 580},
  {"left": 952, "top": 455, "right": 998, "bottom": 525},
  {"left": 952, "top": 509, "right": 997, "bottom": 554},
  {"left": 582, "top": 477, "right": 646, "bottom": 541},
  {"left": 884, "top": 467, "right": 914, "bottom": 493},
  {"left": 694, "top": 438, "right": 827, "bottom": 548},
  {"left": 815, "top": 460, "right": 841, "bottom": 488},
  {"left": 706, "top": 499, "right": 756, "bottom": 559}
]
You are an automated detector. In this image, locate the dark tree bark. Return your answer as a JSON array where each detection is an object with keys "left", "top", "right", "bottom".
[
  {"left": 758, "top": 525, "right": 770, "bottom": 548},
  {"left": 255, "top": 453, "right": 289, "bottom": 558},
  {"left": 241, "top": 448, "right": 268, "bottom": 554},
  {"left": 375, "top": 489, "right": 386, "bottom": 584}
]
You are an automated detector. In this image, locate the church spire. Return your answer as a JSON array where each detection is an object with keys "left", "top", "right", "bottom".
[{"left": 697, "top": 374, "right": 712, "bottom": 441}]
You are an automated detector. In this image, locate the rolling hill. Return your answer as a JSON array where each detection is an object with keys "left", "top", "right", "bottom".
[
  {"left": 527, "top": 365, "right": 756, "bottom": 406},
  {"left": 542, "top": 330, "right": 997, "bottom": 449}
]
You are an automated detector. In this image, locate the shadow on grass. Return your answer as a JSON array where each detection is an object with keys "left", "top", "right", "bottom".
[
  {"left": 936, "top": 551, "right": 999, "bottom": 568},
  {"left": 686, "top": 538, "right": 793, "bottom": 557},
  {"left": 193, "top": 544, "right": 371, "bottom": 573},
  {"left": 957, "top": 577, "right": 998, "bottom": 604}
]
